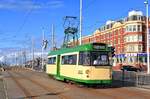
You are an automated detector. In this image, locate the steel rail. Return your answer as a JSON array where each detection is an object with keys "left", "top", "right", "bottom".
[
  {"left": 14, "top": 71, "right": 71, "bottom": 99},
  {"left": 7, "top": 71, "right": 35, "bottom": 99}
]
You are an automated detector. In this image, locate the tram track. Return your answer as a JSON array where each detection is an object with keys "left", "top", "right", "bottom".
[
  {"left": 10, "top": 69, "right": 150, "bottom": 99},
  {"left": 16, "top": 69, "right": 123, "bottom": 99},
  {"left": 57, "top": 80, "right": 150, "bottom": 99},
  {"left": 12, "top": 71, "right": 71, "bottom": 99},
  {"left": 7, "top": 71, "right": 35, "bottom": 99},
  {"left": 65, "top": 84, "right": 121, "bottom": 99}
]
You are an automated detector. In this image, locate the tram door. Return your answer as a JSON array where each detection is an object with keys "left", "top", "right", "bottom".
[{"left": 56, "top": 55, "right": 60, "bottom": 77}]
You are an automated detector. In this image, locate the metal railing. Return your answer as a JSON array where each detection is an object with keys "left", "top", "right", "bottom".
[
  {"left": 113, "top": 71, "right": 150, "bottom": 88},
  {"left": 137, "top": 73, "right": 150, "bottom": 86}
]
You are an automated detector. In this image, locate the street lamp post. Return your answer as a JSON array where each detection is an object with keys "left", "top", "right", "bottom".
[
  {"left": 144, "top": 0, "right": 150, "bottom": 74},
  {"left": 79, "top": 0, "right": 82, "bottom": 45},
  {"left": 42, "top": 28, "right": 45, "bottom": 71},
  {"left": 32, "top": 37, "right": 35, "bottom": 70}
]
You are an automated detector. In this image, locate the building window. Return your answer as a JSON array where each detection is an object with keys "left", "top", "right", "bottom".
[
  {"left": 129, "top": 45, "right": 134, "bottom": 52},
  {"left": 133, "top": 25, "right": 136, "bottom": 32},
  {"left": 128, "top": 15, "right": 143, "bottom": 21},
  {"left": 137, "top": 16, "right": 141, "bottom": 21},
  {"left": 127, "top": 44, "right": 140, "bottom": 52},
  {"left": 126, "top": 26, "right": 128, "bottom": 32},
  {"left": 133, "top": 35, "right": 137, "bottom": 41},
  {"left": 138, "top": 35, "right": 142, "bottom": 41},
  {"left": 138, "top": 45, "right": 143, "bottom": 51},
  {"left": 104, "top": 26, "right": 106, "bottom": 30},
  {"left": 106, "top": 25, "right": 109, "bottom": 29},
  {"left": 132, "top": 15, "right": 138, "bottom": 20},
  {"left": 129, "top": 25, "right": 132, "bottom": 32},
  {"left": 125, "top": 24, "right": 142, "bottom": 32},
  {"left": 125, "top": 35, "right": 140, "bottom": 42},
  {"left": 128, "top": 36, "right": 131, "bottom": 42},
  {"left": 137, "top": 25, "right": 142, "bottom": 32}
]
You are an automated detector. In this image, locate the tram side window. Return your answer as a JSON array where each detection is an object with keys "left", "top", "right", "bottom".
[
  {"left": 79, "top": 52, "right": 91, "bottom": 66},
  {"left": 61, "top": 54, "right": 77, "bottom": 65},
  {"left": 47, "top": 57, "right": 56, "bottom": 64}
]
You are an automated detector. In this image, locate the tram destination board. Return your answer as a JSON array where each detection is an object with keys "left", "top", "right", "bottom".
[{"left": 92, "top": 43, "right": 106, "bottom": 50}]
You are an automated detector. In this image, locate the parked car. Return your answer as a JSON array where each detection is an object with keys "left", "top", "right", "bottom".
[{"left": 121, "top": 65, "right": 141, "bottom": 72}]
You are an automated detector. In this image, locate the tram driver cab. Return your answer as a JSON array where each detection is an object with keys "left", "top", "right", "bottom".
[{"left": 93, "top": 53, "right": 109, "bottom": 66}]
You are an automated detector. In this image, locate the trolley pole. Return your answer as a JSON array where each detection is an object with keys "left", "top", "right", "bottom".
[
  {"left": 144, "top": 0, "right": 150, "bottom": 74},
  {"left": 79, "top": 0, "right": 82, "bottom": 45}
]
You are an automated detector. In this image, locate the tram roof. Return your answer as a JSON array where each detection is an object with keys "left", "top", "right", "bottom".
[{"left": 48, "top": 43, "right": 109, "bottom": 56}]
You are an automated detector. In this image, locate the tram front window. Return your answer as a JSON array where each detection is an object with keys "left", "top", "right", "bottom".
[
  {"left": 92, "top": 52, "right": 109, "bottom": 66},
  {"left": 79, "top": 51, "right": 109, "bottom": 66}
]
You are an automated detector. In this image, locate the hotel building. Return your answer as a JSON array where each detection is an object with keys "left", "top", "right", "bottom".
[{"left": 82, "top": 10, "right": 150, "bottom": 70}]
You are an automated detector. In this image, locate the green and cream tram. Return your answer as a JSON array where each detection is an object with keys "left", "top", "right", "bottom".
[{"left": 46, "top": 43, "right": 113, "bottom": 85}]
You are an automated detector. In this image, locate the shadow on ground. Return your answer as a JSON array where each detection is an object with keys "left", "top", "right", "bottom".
[{"left": 76, "top": 80, "right": 137, "bottom": 89}]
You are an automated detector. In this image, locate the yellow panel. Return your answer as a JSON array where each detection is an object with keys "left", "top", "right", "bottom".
[
  {"left": 60, "top": 65, "right": 112, "bottom": 80},
  {"left": 46, "top": 64, "right": 57, "bottom": 75},
  {"left": 90, "top": 67, "right": 111, "bottom": 80},
  {"left": 60, "top": 65, "right": 76, "bottom": 77},
  {"left": 75, "top": 66, "right": 111, "bottom": 80},
  {"left": 75, "top": 66, "right": 91, "bottom": 80}
]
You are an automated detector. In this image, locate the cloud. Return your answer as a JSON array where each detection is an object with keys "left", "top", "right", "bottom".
[
  {"left": 0, "top": 0, "right": 36, "bottom": 10},
  {"left": 46, "top": 0, "right": 64, "bottom": 9},
  {"left": 0, "top": 47, "right": 47, "bottom": 58},
  {"left": 0, "top": 56, "right": 4, "bottom": 62},
  {"left": 0, "top": 0, "right": 64, "bottom": 10}
]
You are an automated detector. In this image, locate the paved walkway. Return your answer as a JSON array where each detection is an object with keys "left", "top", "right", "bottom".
[
  {"left": 137, "top": 85, "right": 150, "bottom": 89},
  {"left": 0, "top": 73, "right": 6, "bottom": 99},
  {"left": 2, "top": 71, "right": 26, "bottom": 99}
]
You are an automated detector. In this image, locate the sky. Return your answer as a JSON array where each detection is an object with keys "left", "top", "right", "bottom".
[{"left": 0, "top": 0, "right": 148, "bottom": 60}]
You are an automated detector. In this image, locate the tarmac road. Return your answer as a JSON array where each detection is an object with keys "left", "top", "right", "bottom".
[{"left": 1, "top": 68, "right": 150, "bottom": 99}]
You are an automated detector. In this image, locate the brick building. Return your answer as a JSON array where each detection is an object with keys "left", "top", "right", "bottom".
[{"left": 82, "top": 10, "right": 150, "bottom": 70}]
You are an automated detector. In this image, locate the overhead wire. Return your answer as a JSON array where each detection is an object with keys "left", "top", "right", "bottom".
[
  {"left": 0, "top": 0, "right": 38, "bottom": 47},
  {"left": 9, "top": 0, "right": 39, "bottom": 49},
  {"left": 16, "top": 0, "right": 38, "bottom": 35}
]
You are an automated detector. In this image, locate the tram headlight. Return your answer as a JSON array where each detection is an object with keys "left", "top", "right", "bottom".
[{"left": 85, "top": 70, "right": 90, "bottom": 74}]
